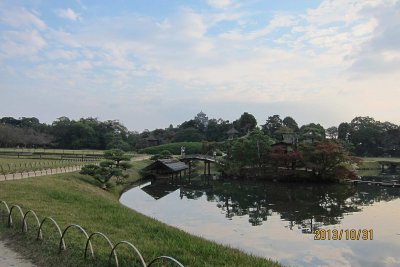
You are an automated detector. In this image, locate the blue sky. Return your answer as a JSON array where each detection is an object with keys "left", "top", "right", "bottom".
[{"left": 1, "top": 0, "right": 399, "bottom": 131}]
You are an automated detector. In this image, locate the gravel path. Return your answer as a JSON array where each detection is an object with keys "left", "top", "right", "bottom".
[{"left": 0, "top": 240, "right": 36, "bottom": 267}]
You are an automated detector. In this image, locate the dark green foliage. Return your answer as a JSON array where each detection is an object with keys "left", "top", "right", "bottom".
[
  {"left": 173, "top": 127, "right": 204, "bottom": 142},
  {"left": 1, "top": 113, "right": 399, "bottom": 158},
  {"left": 139, "top": 142, "right": 203, "bottom": 155},
  {"left": 80, "top": 149, "right": 132, "bottom": 189},
  {"left": 150, "top": 150, "right": 172, "bottom": 160},
  {"left": 205, "top": 118, "right": 231, "bottom": 141},
  {"left": 299, "top": 123, "right": 326, "bottom": 142},
  {"left": 282, "top": 116, "right": 299, "bottom": 132},
  {"left": 326, "top": 126, "right": 338, "bottom": 139},
  {"left": 262, "top": 115, "right": 283, "bottom": 137},
  {"left": 233, "top": 112, "right": 257, "bottom": 135},
  {"left": 338, "top": 122, "right": 351, "bottom": 141},
  {"left": 224, "top": 129, "right": 274, "bottom": 177}
]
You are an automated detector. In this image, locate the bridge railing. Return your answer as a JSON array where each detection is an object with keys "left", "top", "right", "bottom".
[{"left": 0, "top": 200, "right": 184, "bottom": 267}]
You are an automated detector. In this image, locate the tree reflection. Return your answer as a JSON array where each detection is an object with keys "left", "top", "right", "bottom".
[{"left": 178, "top": 179, "right": 400, "bottom": 231}]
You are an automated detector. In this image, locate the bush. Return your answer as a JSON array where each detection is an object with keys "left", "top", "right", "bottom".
[
  {"left": 150, "top": 150, "right": 172, "bottom": 160},
  {"left": 139, "top": 142, "right": 202, "bottom": 155}
]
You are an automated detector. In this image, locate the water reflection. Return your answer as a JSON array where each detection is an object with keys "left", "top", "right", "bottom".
[
  {"left": 121, "top": 174, "right": 400, "bottom": 267},
  {"left": 141, "top": 176, "right": 400, "bottom": 231}
]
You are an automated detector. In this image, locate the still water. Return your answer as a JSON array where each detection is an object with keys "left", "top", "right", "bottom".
[{"left": 120, "top": 175, "right": 400, "bottom": 267}]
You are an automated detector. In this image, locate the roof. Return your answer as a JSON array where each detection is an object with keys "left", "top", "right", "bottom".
[
  {"left": 143, "top": 159, "right": 188, "bottom": 172},
  {"left": 141, "top": 182, "right": 179, "bottom": 200},
  {"left": 227, "top": 127, "right": 239, "bottom": 135}
]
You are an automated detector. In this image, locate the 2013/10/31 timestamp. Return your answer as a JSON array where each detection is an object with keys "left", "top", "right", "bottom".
[{"left": 314, "top": 229, "right": 373, "bottom": 240}]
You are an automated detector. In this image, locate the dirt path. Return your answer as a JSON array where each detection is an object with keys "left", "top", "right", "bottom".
[
  {"left": 0, "top": 240, "right": 36, "bottom": 267},
  {"left": 0, "top": 165, "right": 85, "bottom": 182}
]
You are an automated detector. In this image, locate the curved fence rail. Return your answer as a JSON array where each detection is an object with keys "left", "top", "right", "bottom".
[{"left": 0, "top": 200, "right": 184, "bottom": 267}]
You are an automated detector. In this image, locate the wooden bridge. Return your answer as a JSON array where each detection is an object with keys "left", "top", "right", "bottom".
[
  {"left": 180, "top": 154, "right": 223, "bottom": 164},
  {"left": 347, "top": 179, "right": 400, "bottom": 188},
  {"left": 179, "top": 154, "right": 224, "bottom": 178}
]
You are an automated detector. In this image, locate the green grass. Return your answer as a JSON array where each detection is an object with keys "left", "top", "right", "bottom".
[
  {"left": 139, "top": 142, "right": 203, "bottom": 155},
  {"left": 358, "top": 157, "right": 400, "bottom": 170},
  {"left": 361, "top": 157, "right": 400, "bottom": 162},
  {"left": 0, "top": 160, "right": 281, "bottom": 267}
]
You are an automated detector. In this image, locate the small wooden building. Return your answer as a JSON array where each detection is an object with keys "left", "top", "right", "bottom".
[
  {"left": 271, "top": 133, "right": 298, "bottom": 152},
  {"left": 227, "top": 127, "right": 239, "bottom": 140},
  {"left": 142, "top": 159, "right": 188, "bottom": 180}
]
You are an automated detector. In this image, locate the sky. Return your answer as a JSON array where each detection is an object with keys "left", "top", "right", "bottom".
[{"left": 0, "top": 0, "right": 399, "bottom": 131}]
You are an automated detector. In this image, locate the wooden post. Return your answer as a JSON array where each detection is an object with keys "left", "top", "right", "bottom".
[
  {"left": 207, "top": 162, "right": 211, "bottom": 175},
  {"left": 381, "top": 164, "right": 385, "bottom": 172},
  {"left": 204, "top": 161, "right": 206, "bottom": 175}
]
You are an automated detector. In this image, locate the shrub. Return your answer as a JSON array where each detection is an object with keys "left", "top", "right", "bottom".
[{"left": 139, "top": 142, "right": 202, "bottom": 155}]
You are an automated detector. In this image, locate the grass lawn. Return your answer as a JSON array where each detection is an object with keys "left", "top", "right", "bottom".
[
  {"left": 0, "top": 159, "right": 281, "bottom": 267},
  {"left": 358, "top": 157, "right": 400, "bottom": 169}
]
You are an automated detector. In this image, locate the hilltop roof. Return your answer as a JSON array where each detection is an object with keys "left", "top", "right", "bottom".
[{"left": 227, "top": 127, "right": 239, "bottom": 135}]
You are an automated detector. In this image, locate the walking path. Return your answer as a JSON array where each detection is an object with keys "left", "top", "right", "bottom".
[
  {"left": 0, "top": 165, "right": 85, "bottom": 182},
  {"left": 0, "top": 239, "right": 36, "bottom": 267}
]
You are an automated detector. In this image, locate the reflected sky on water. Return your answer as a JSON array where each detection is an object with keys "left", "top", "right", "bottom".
[{"left": 120, "top": 175, "right": 400, "bottom": 267}]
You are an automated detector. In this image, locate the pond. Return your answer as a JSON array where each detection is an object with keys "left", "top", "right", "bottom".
[{"left": 120, "top": 174, "right": 400, "bottom": 267}]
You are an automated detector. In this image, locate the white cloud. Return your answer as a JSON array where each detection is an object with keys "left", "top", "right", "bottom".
[
  {"left": 47, "top": 49, "right": 78, "bottom": 60},
  {"left": 0, "top": 30, "right": 46, "bottom": 58},
  {"left": 56, "top": 8, "right": 80, "bottom": 21},
  {"left": 351, "top": 18, "right": 378, "bottom": 37},
  {"left": 0, "top": 7, "right": 46, "bottom": 30},
  {"left": 207, "top": 0, "right": 231, "bottom": 9},
  {"left": 49, "top": 29, "right": 82, "bottom": 48}
]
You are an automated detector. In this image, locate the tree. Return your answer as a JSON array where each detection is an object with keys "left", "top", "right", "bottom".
[
  {"left": 299, "top": 140, "right": 357, "bottom": 180},
  {"left": 299, "top": 123, "right": 325, "bottom": 143},
  {"left": 80, "top": 149, "right": 132, "bottom": 189},
  {"left": 270, "top": 146, "right": 301, "bottom": 171},
  {"left": 150, "top": 150, "right": 172, "bottom": 160},
  {"left": 338, "top": 122, "right": 351, "bottom": 141},
  {"left": 282, "top": 116, "right": 299, "bottom": 132},
  {"left": 326, "top": 126, "right": 338, "bottom": 139},
  {"left": 225, "top": 129, "right": 273, "bottom": 176},
  {"left": 233, "top": 112, "right": 257, "bottom": 135},
  {"left": 205, "top": 118, "right": 231, "bottom": 141},
  {"left": 348, "top": 116, "right": 382, "bottom": 156},
  {"left": 173, "top": 127, "right": 204, "bottom": 142},
  {"left": 382, "top": 128, "right": 400, "bottom": 156},
  {"left": 262, "top": 115, "right": 283, "bottom": 137}
]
